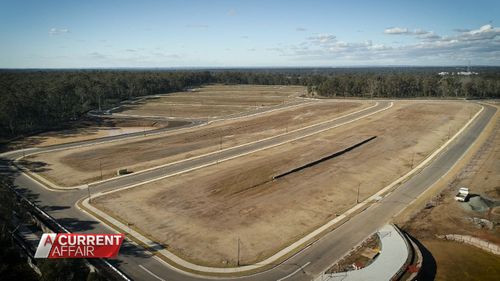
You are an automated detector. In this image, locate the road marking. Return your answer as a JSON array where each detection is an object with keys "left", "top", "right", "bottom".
[
  {"left": 12, "top": 100, "right": 377, "bottom": 190},
  {"left": 89, "top": 102, "right": 386, "bottom": 188},
  {"left": 79, "top": 102, "right": 489, "bottom": 275},
  {"left": 276, "top": 262, "right": 311, "bottom": 281},
  {"left": 139, "top": 264, "right": 166, "bottom": 281},
  {"left": 90, "top": 102, "right": 390, "bottom": 197}
]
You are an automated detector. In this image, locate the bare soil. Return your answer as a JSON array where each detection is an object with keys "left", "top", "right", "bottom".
[
  {"left": 26, "top": 101, "right": 367, "bottom": 186},
  {"left": 403, "top": 112, "right": 500, "bottom": 244},
  {"left": 401, "top": 104, "right": 499, "bottom": 281},
  {"left": 326, "top": 234, "right": 380, "bottom": 273},
  {"left": 93, "top": 101, "right": 478, "bottom": 266},
  {"left": 116, "top": 85, "right": 306, "bottom": 118},
  {"left": 5, "top": 117, "right": 182, "bottom": 150}
]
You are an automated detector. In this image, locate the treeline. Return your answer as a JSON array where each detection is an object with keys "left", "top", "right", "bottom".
[
  {"left": 1, "top": 69, "right": 499, "bottom": 139},
  {"left": 0, "top": 71, "right": 210, "bottom": 138},
  {"left": 311, "top": 73, "right": 500, "bottom": 98}
]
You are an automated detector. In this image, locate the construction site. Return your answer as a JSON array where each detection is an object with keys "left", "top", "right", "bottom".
[{"left": 12, "top": 84, "right": 491, "bottom": 272}]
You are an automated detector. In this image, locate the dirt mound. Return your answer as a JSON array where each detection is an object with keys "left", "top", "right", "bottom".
[{"left": 461, "top": 195, "right": 500, "bottom": 212}]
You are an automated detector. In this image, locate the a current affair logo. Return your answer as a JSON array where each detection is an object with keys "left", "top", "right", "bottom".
[{"left": 34, "top": 233, "right": 124, "bottom": 258}]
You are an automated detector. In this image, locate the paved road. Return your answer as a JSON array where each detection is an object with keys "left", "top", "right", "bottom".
[
  {"left": 92, "top": 101, "right": 389, "bottom": 192},
  {"left": 1, "top": 101, "right": 495, "bottom": 281}
]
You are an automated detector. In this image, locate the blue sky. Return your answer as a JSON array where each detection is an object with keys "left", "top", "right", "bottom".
[{"left": 1, "top": 0, "right": 499, "bottom": 68}]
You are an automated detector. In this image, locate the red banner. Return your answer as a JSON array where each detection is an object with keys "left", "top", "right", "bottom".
[{"left": 35, "top": 233, "right": 124, "bottom": 258}]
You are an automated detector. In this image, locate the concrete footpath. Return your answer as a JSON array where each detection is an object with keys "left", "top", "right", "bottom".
[{"left": 317, "top": 224, "right": 410, "bottom": 281}]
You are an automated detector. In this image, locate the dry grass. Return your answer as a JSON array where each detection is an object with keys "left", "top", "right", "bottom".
[
  {"left": 26, "top": 100, "right": 367, "bottom": 186},
  {"left": 93, "top": 101, "right": 478, "bottom": 266},
  {"left": 116, "top": 85, "right": 306, "bottom": 118},
  {"left": 420, "top": 239, "right": 500, "bottom": 281}
]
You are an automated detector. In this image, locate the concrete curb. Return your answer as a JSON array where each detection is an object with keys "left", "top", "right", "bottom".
[
  {"left": 16, "top": 101, "right": 379, "bottom": 190},
  {"left": 80, "top": 102, "right": 483, "bottom": 275}
]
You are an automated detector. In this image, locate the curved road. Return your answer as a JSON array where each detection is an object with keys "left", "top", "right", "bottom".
[{"left": 1, "top": 101, "right": 495, "bottom": 281}]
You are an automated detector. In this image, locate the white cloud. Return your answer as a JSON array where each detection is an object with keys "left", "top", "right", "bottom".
[
  {"left": 308, "top": 33, "right": 336, "bottom": 45},
  {"left": 48, "top": 28, "right": 69, "bottom": 36},
  {"left": 385, "top": 27, "right": 432, "bottom": 36},
  {"left": 384, "top": 27, "right": 408, "bottom": 34},
  {"left": 274, "top": 24, "right": 500, "bottom": 65},
  {"left": 227, "top": 8, "right": 236, "bottom": 16},
  {"left": 413, "top": 29, "right": 429, "bottom": 35},
  {"left": 296, "top": 27, "right": 307, "bottom": 32},
  {"left": 457, "top": 24, "right": 500, "bottom": 41}
]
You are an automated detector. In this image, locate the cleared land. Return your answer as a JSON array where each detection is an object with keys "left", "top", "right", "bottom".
[
  {"left": 404, "top": 111, "right": 499, "bottom": 243},
  {"left": 6, "top": 117, "right": 186, "bottom": 149},
  {"left": 93, "top": 101, "right": 479, "bottom": 266},
  {"left": 24, "top": 100, "right": 368, "bottom": 186},
  {"left": 115, "top": 85, "right": 306, "bottom": 118},
  {"left": 402, "top": 105, "right": 499, "bottom": 280}
]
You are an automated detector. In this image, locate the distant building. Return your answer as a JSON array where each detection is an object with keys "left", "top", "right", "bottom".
[{"left": 438, "top": 71, "right": 478, "bottom": 76}]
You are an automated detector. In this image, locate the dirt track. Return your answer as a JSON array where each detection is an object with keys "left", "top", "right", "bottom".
[
  {"left": 26, "top": 100, "right": 367, "bottom": 186},
  {"left": 93, "top": 101, "right": 479, "bottom": 266}
]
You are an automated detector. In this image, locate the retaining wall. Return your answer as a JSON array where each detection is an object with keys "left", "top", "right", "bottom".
[{"left": 438, "top": 234, "right": 500, "bottom": 256}]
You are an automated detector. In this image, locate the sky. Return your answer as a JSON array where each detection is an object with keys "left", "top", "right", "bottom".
[{"left": 1, "top": 0, "right": 499, "bottom": 68}]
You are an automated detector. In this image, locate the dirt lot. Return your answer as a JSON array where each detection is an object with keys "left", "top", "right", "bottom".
[
  {"left": 25, "top": 101, "right": 368, "bottom": 186},
  {"left": 93, "top": 101, "right": 479, "bottom": 266},
  {"left": 116, "top": 85, "right": 306, "bottom": 118},
  {"left": 5, "top": 117, "right": 185, "bottom": 150},
  {"left": 401, "top": 104, "right": 499, "bottom": 280},
  {"left": 403, "top": 111, "right": 499, "bottom": 243}
]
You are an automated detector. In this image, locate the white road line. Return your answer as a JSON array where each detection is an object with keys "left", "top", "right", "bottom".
[
  {"left": 78, "top": 102, "right": 486, "bottom": 275},
  {"left": 15, "top": 100, "right": 376, "bottom": 190},
  {"left": 90, "top": 102, "right": 390, "bottom": 197},
  {"left": 139, "top": 265, "right": 166, "bottom": 281},
  {"left": 276, "top": 262, "right": 311, "bottom": 281}
]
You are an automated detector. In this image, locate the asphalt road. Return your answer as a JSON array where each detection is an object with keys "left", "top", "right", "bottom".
[{"left": 1, "top": 101, "right": 495, "bottom": 281}]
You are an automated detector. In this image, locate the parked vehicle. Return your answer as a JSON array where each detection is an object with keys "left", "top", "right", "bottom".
[{"left": 455, "top": 187, "right": 469, "bottom": 202}]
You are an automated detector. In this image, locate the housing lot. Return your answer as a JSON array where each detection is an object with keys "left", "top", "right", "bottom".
[
  {"left": 114, "top": 84, "right": 306, "bottom": 118},
  {"left": 24, "top": 100, "right": 367, "bottom": 186},
  {"left": 92, "top": 101, "right": 479, "bottom": 266}
]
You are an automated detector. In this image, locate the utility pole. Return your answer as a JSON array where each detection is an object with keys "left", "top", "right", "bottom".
[
  {"left": 87, "top": 185, "right": 91, "bottom": 203},
  {"left": 410, "top": 152, "right": 415, "bottom": 169},
  {"left": 99, "top": 160, "right": 103, "bottom": 181},
  {"left": 237, "top": 237, "right": 241, "bottom": 266},
  {"left": 220, "top": 134, "right": 223, "bottom": 151},
  {"left": 356, "top": 183, "right": 361, "bottom": 204}
]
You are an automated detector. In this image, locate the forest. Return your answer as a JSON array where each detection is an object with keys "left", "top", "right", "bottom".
[{"left": 1, "top": 67, "right": 499, "bottom": 140}]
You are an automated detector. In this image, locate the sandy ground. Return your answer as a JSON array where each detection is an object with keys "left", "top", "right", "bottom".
[
  {"left": 26, "top": 101, "right": 368, "bottom": 186},
  {"left": 93, "top": 101, "right": 479, "bottom": 266},
  {"left": 116, "top": 85, "right": 305, "bottom": 118}
]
